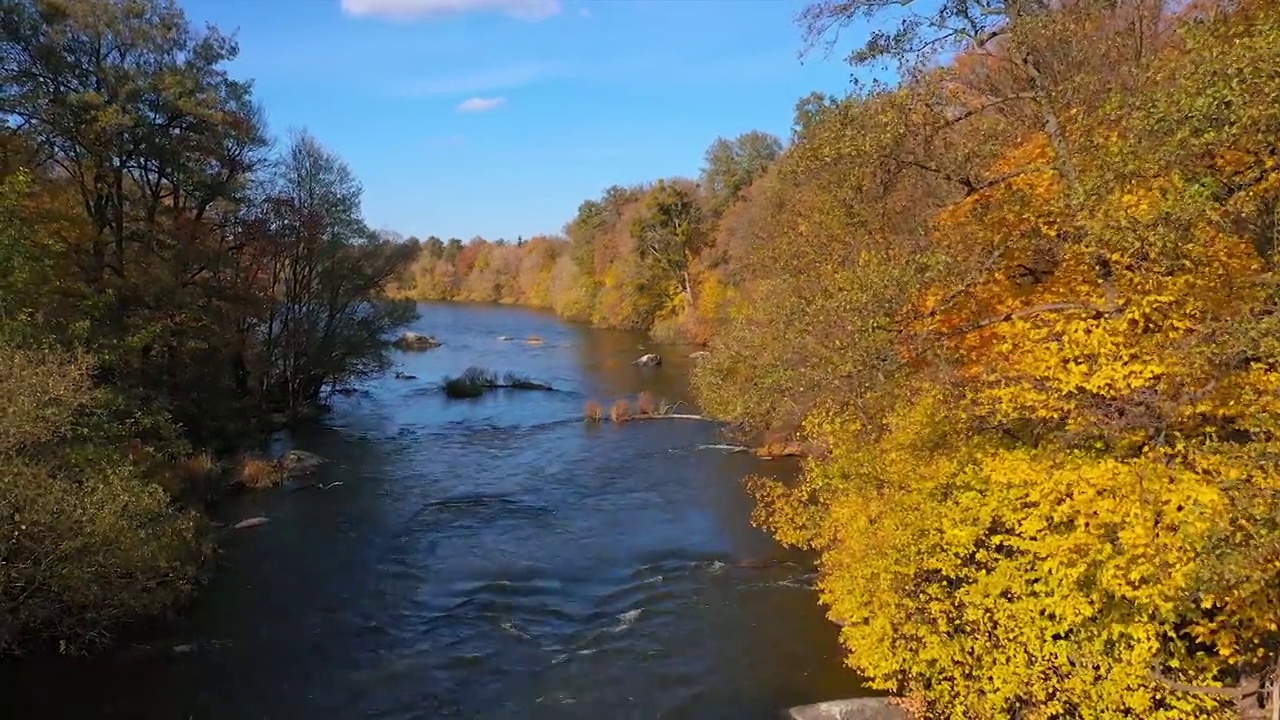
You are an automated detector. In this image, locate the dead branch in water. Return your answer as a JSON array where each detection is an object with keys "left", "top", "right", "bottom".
[{"left": 696, "top": 442, "right": 808, "bottom": 459}]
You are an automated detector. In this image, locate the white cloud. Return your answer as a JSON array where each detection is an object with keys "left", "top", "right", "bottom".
[
  {"left": 456, "top": 96, "right": 507, "bottom": 112},
  {"left": 341, "top": 0, "right": 562, "bottom": 21}
]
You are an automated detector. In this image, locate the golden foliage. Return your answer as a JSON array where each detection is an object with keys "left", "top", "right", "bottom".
[{"left": 708, "top": 1, "right": 1280, "bottom": 716}]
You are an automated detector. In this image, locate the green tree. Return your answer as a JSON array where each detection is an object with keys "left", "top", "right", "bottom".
[
  {"left": 791, "top": 91, "right": 838, "bottom": 141},
  {"left": 699, "top": 131, "right": 783, "bottom": 215},
  {"left": 631, "top": 180, "right": 707, "bottom": 307}
]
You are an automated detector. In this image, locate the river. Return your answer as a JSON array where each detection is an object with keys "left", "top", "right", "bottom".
[{"left": 3, "top": 302, "right": 864, "bottom": 719}]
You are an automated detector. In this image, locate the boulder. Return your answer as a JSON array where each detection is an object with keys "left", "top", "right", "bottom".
[
  {"left": 786, "top": 698, "right": 905, "bottom": 720},
  {"left": 280, "top": 449, "right": 326, "bottom": 477},
  {"left": 689, "top": 351, "right": 711, "bottom": 361},
  {"left": 392, "top": 332, "right": 442, "bottom": 351},
  {"left": 232, "top": 516, "right": 270, "bottom": 530},
  {"left": 634, "top": 353, "right": 662, "bottom": 367}
]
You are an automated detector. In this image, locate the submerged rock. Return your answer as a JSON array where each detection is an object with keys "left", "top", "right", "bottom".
[
  {"left": 280, "top": 450, "right": 326, "bottom": 477},
  {"left": 393, "top": 332, "right": 442, "bottom": 351},
  {"left": 787, "top": 698, "right": 905, "bottom": 720},
  {"left": 393, "top": 371, "right": 418, "bottom": 380},
  {"left": 634, "top": 353, "right": 662, "bottom": 367}
]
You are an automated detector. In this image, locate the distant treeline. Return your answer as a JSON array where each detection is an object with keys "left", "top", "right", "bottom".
[{"left": 390, "top": 130, "right": 785, "bottom": 345}]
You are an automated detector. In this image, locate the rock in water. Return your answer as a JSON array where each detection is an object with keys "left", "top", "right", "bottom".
[
  {"left": 232, "top": 516, "right": 269, "bottom": 530},
  {"left": 787, "top": 699, "right": 905, "bottom": 720},
  {"left": 689, "top": 351, "right": 711, "bottom": 360},
  {"left": 392, "top": 332, "right": 442, "bottom": 351},
  {"left": 281, "top": 450, "right": 326, "bottom": 477},
  {"left": 634, "top": 353, "right": 662, "bottom": 367}
]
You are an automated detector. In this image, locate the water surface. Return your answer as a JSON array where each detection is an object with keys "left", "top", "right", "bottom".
[{"left": 4, "top": 302, "right": 863, "bottom": 719}]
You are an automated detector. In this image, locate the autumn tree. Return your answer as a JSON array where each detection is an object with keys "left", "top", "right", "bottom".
[
  {"left": 699, "top": 131, "right": 783, "bottom": 215},
  {"left": 791, "top": 90, "right": 839, "bottom": 141},
  {"left": 0, "top": 0, "right": 422, "bottom": 653},
  {"left": 252, "top": 131, "right": 416, "bottom": 414},
  {"left": 700, "top": 1, "right": 1280, "bottom": 717}
]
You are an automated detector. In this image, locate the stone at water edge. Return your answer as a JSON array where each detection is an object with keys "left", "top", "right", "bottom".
[
  {"left": 232, "top": 517, "right": 270, "bottom": 530},
  {"left": 634, "top": 353, "right": 662, "bottom": 367},
  {"left": 281, "top": 449, "right": 326, "bottom": 477},
  {"left": 689, "top": 351, "right": 711, "bottom": 360},
  {"left": 786, "top": 698, "right": 905, "bottom": 720}
]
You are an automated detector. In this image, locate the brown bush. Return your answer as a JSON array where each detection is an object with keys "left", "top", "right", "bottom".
[
  {"left": 584, "top": 399, "right": 603, "bottom": 422},
  {"left": 156, "top": 452, "right": 223, "bottom": 504},
  {"left": 230, "top": 455, "right": 285, "bottom": 490},
  {"left": 610, "top": 398, "right": 633, "bottom": 423},
  {"left": 636, "top": 391, "right": 656, "bottom": 415}
]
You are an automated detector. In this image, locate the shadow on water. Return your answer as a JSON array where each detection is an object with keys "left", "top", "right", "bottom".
[{"left": 2, "top": 302, "right": 867, "bottom": 719}]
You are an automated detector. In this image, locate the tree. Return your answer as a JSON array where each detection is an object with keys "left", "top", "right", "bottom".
[
  {"left": 444, "top": 237, "right": 462, "bottom": 262},
  {"left": 798, "top": 0, "right": 1176, "bottom": 194},
  {"left": 0, "top": 0, "right": 270, "bottom": 443},
  {"left": 699, "top": 131, "right": 784, "bottom": 215},
  {"left": 423, "top": 235, "right": 444, "bottom": 258},
  {"left": 631, "top": 180, "right": 707, "bottom": 306},
  {"left": 705, "top": 2, "right": 1280, "bottom": 716},
  {"left": 253, "top": 131, "right": 417, "bottom": 414},
  {"left": 792, "top": 91, "right": 839, "bottom": 141}
]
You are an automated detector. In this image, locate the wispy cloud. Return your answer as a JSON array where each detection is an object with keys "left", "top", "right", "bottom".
[
  {"left": 341, "top": 0, "right": 562, "bottom": 21},
  {"left": 457, "top": 97, "right": 507, "bottom": 112},
  {"left": 399, "top": 62, "right": 559, "bottom": 96}
]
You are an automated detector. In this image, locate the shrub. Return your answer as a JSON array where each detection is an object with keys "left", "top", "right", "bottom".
[
  {"left": 443, "top": 366, "right": 497, "bottom": 398},
  {"left": 230, "top": 455, "right": 285, "bottom": 490},
  {"left": 0, "top": 347, "right": 203, "bottom": 655},
  {"left": 156, "top": 452, "right": 224, "bottom": 506},
  {"left": 584, "top": 399, "right": 603, "bottom": 422},
  {"left": 636, "top": 391, "right": 656, "bottom": 415},
  {"left": 610, "top": 398, "right": 633, "bottom": 423}
]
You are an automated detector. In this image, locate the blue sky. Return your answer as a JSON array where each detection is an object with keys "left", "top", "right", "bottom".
[{"left": 179, "top": 0, "right": 866, "bottom": 240}]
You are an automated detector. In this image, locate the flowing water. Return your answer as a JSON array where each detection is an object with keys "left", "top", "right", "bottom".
[{"left": 3, "top": 302, "right": 864, "bottom": 719}]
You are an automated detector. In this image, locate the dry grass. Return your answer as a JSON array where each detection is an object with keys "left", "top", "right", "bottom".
[
  {"left": 610, "top": 398, "right": 633, "bottom": 423},
  {"left": 231, "top": 454, "right": 286, "bottom": 490},
  {"left": 636, "top": 391, "right": 656, "bottom": 415},
  {"left": 154, "top": 451, "right": 220, "bottom": 502},
  {"left": 584, "top": 399, "right": 603, "bottom": 422}
]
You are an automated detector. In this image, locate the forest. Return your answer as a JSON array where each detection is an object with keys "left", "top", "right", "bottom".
[
  {"left": 402, "top": 0, "right": 1280, "bottom": 716},
  {"left": 0, "top": 0, "right": 417, "bottom": 653},
  {"left": 6, "top": 0, "right": 1280, "bottom": 717}
]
